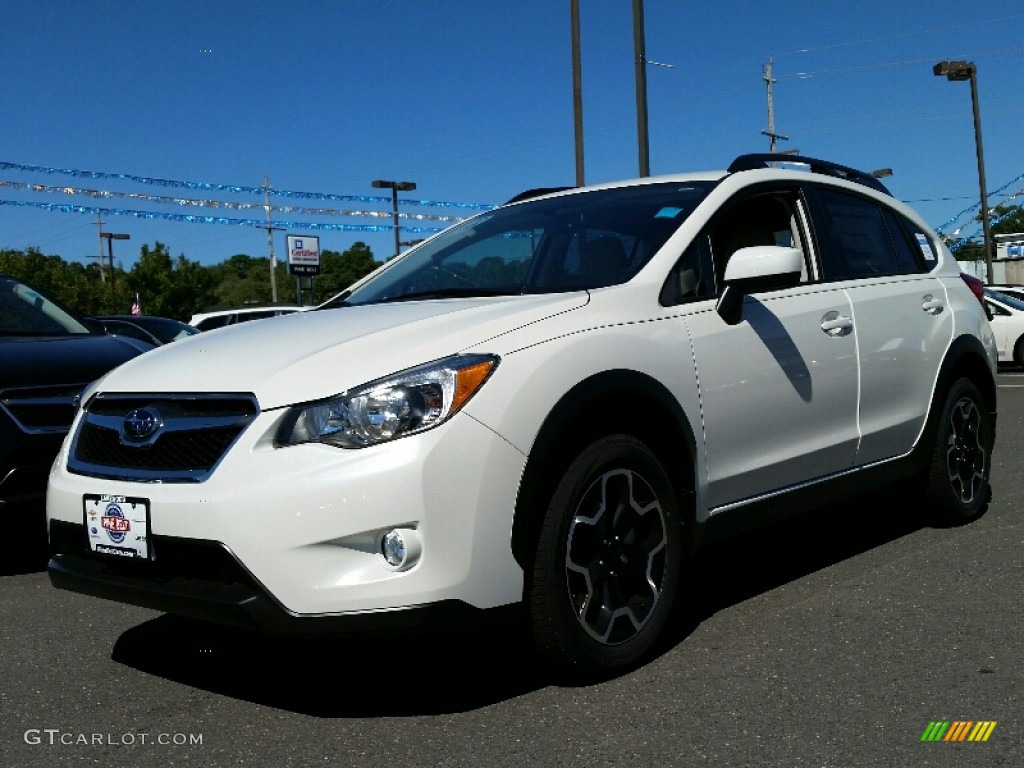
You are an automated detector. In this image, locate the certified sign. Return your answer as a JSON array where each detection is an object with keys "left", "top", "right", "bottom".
[{"left": 286, "top": 234, "right": 321, "bottom": 276}]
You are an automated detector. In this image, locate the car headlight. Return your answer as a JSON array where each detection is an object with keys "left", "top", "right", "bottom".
[{"left": 278, "top": 354, "right": 499, "bottom": 449}]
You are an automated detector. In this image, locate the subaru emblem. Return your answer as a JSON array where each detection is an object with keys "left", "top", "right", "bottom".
[{"left": 123, "top": 407, "right": 162, "bottom": 442}]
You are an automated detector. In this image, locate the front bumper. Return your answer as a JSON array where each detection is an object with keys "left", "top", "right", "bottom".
[
  {"left": 47, "top": 408, "right": 527, "bottom": 627},
  {"left": 47, "top": 522, "right": 518, "bottom": 634}
]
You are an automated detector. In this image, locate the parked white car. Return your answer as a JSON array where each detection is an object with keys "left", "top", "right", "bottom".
[
  {"left": 988, "top": 284, "right": 1024, "bottom": 304},
  {"left": 983, "top": 288, "right": 1024, "bottom": 365},
  {"left": 47, "top": 154, "right": 997, "bottom": 675},
  {"left": 188, "top": 304, "right": 305, "bottom": 332}
]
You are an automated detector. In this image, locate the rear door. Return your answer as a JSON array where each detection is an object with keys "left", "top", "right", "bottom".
[{"left": 804, "top": 185, "right": 953, "bottom": 464}]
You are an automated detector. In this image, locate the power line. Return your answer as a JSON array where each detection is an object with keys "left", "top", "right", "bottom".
[
  {"left": 782, "top": 14, "right": 1024, "bottom": 56},
  {"left": 781, "top": 46, "right": 1024, "bottom": 81}
]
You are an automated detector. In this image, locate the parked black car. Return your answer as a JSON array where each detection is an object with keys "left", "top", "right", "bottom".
[
  {"left": 91, "top": 314, "right": 199, "bottom": 346},
  {"left": 0, "top": 275, "right": 152, "bottom": 508}
]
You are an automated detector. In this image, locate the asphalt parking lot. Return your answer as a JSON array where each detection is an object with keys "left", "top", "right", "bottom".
[{"left": 2, "top": 372, "right": 1021, "bottom": 768}]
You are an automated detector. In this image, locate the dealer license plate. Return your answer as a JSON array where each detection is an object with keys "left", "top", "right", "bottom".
[{"left": 83, "top": 494, "right": 151, "bottom": 560}]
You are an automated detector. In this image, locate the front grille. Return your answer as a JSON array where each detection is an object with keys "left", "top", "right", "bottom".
[
  {"left": 67, "top": 393, "right": 259, "bottom": 482},
  {"left": 0, "top": 383, "right": 85, "bottom": 434},
  {"left": 76, "top": 425, "right": 242, "bottom": 471}
]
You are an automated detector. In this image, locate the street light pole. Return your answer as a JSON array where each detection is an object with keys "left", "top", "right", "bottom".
[
  {"left": 372, "top": 180, "right": 417, "bottom": 258},
  {"left": 934, "top": 60, "right": 994, "bottom": 284},
  {"left": 99, "top": 232, "right": 129, "bottom": 311}
]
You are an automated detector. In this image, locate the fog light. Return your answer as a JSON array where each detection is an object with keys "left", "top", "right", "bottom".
[{"left": 379, "top": 528, "right": 421, "bottom": 570}]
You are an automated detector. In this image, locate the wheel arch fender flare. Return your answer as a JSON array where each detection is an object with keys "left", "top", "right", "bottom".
[
  {"left": 923, "top": 333, "right": 997, "bottom": 452},
  {"left": 510, "top": 369, "right": 698, "bottom": 570}
]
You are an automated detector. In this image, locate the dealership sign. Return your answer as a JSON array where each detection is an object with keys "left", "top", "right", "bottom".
[{"left": 286, "top": 235, "right": 321, "bottom": 275}]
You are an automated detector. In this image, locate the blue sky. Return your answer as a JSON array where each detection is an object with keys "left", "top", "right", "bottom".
[{"left": 1, "top": 0, "right": 1022, "bottom": 273}]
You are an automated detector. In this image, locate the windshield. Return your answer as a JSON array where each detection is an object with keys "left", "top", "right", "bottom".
[
  {"left": 341, "top": 181, "right": 714, "bottom": 306},
  {"left": 986, "top": 289, "right": 1024, "bottom": 312},
  {"left": 0, "top": 276, "right": 93, "bottom": 337}
]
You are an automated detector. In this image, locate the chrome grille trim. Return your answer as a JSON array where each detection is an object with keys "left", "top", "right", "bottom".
[
  {"left": 67, "top": 393, "right": 260, "bottom": 483},
  {"left": 0, "top": 384, "right": 85, "bottom": 435}
]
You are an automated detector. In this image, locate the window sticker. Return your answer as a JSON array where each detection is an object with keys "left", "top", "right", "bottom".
[
  {"left": 655, "top": 207, "right": 684, "bottom": 219},
  {"left": 915, "top": 232, "right": 936, "bottom": 262}
]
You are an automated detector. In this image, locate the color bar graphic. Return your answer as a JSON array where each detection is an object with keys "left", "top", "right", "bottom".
[{"left": 921, "top": 721, "right": 996, "bottom": 742}]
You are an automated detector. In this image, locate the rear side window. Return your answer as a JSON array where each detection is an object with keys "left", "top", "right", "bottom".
[
  {"left": 884, "top": 209, "right": 936, "bottom": 271},
  {"left": 809, "top": 188, "right": 908, "bottom": 280}
]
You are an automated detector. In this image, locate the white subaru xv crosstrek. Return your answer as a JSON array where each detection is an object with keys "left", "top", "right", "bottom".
[{"left": 47, "top": 154, "right": 997, "bottom": 675}]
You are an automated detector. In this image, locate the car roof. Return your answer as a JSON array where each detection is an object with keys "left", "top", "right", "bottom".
[{"left": 504, "top": 153, "right": 893, "bottom": 208}]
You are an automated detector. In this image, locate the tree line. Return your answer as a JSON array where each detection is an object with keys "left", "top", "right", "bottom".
[
  {"left": 1, "top": 203, "right": 1021, "bottom": 322},
  {"left": 0, "top": 241, "right": 380, "bottom": 321},
  {"left": 950, "top": 204, "right": 1024, "bottom": 263}
]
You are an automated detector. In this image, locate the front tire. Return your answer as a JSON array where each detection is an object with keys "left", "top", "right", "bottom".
[
  {"left": 528, "top": 435, "right": 683, "bottom": 675},
  {"left": 925, "top": 377, "right": 993, "bottom": 524}
]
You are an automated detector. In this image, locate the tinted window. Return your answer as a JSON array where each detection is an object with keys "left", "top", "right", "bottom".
[
  {"left": 195, "top": 316, "right": 229, "bottom": 331},
  {"left": 237, "top": 311, "right": 274, "bottom": 322},
  {"left": 809, "top": 188, "right": 909, "bottom": 280},
  {"left": 884, "top": 209, "right": 936, "bottom": 272},
  {"left": 711, "top": 189, "right": 809, "bottom": 286},
  {"left": 661, "top": 236, "right": 717, "bottom": 304}
]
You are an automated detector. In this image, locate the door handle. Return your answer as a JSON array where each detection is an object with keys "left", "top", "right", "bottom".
[
  {"left": 922, "top": 294, "right": 945, "bottom": 315},
  {"left": 821, "top": 310, "right": 853, "bottom": 337}
]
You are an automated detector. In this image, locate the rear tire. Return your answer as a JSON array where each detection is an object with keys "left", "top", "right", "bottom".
[
  {"left": 1013, "top": 336, "right": 1024, "bottom": 368},
  {"left": 527, "top": 435, "right": 683, "bottom": 676},
  {"left": 925, "top": 378, "right": 993, "bottom": 524}
]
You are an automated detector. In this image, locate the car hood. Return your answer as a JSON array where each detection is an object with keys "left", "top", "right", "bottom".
[
  {"left": 1, "top": 334, "right": 151, "bottom": 389},
  {"left": 90, "top": 294, "right": 589, "bottom": 409}
]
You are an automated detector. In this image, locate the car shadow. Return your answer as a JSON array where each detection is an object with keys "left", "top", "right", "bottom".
[
  {"left": 110, "top": 488, "right": 930, "bottom": 716},
  {"left": 686, "top": 488, "right": 927, "bottom": 621},
  {"left": 111, "top": 612, "right": 546, "bottom": 717}
]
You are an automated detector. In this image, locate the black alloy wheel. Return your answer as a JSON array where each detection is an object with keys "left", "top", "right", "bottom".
[
  {"left": 528, "top": 435, "right": 683, "bottom": 674},
  {"left": 926, "top": 377, "right": 993, "bottom": 523}
]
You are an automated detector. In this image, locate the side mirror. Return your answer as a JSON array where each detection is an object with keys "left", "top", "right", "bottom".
[{"left": 715, "top": 246, "right": 803, "bottom": 325}]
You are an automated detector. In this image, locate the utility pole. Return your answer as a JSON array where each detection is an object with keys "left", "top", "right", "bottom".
[
  {"left": 261, "top": 175, "right": 283, "bottom": 302},
  {"left": 100, "top": 232, "right": 129, "bottom": 312},
  {"left": 95, "top": 213, "right": 106, "bottom": 282},
  {"left": 761, "top": 57, "right": 789, "bottom": 154}
]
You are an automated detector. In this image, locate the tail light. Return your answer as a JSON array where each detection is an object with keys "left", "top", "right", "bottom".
[{"left": 960, "top": 273, "right": 986, "bottom": 308}]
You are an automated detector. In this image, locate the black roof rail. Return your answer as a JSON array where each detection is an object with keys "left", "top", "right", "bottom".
[
  {"left": 505, "top": 187, "right": 574, "bottom": 204},
  {"left": 727, "top": 153, "right": 891, "bottom": 196}
]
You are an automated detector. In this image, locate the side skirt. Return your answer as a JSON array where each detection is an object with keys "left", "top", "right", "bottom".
[{"left": 694, "top": 449, "right": 927, "bottom": 549}]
